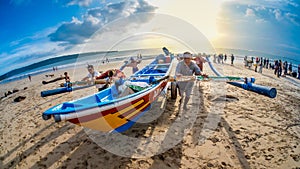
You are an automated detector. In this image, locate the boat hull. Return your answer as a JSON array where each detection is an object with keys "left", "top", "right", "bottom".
[{"left": 54, "top": 80, "right": 167, "bottom": 132}]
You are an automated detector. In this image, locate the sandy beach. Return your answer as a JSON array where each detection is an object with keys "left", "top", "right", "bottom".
[{"left": 0, "top": 57, "right": 299, "bottom": 169}]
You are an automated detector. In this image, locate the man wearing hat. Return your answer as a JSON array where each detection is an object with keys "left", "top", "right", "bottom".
[{"left": 175, "top": 51, "right": 207, "bottom": 110}]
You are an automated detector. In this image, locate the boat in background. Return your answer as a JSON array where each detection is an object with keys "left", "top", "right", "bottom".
[{"left": 42, "top": 53, "right": 175, "bottom": 132}]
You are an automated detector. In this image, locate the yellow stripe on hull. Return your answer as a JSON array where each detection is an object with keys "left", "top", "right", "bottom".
[
  {"left": 118, "top": 100, "right": 144, "bottom": 116},
  {"left": 76, "top": 99, "right": 146, "bottom": 131},
  {"left": 77, "top": 116, "right": 125, "bottom": 132},
  {"left": 125, "top": 101, "right": 150, "bottom": 119}
]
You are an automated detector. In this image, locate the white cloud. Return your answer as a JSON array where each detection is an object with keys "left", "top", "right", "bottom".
[
  {"left": 287, "top": 0, "right": 299, "bottom": 8},
  {"left": 0, "top": 40, "right": 66, "bottom": 75},
  {"left": 66, "top": 0, "right": 93, "bottom": 7},
  {"left": 86, "top": 15, "right": 100, "bottom": 25},
  {"left": 285, "top": 12, "right": 300, "bottom": 26},
  {"left": 255, "top": 6, "right": 266, "bottom": 11},
  {"left": 1, "top": 27, "right": 71, "bottom": 75},
  {"left": 273, "top": 9, "right": 283, "bottom": 21},
  {"left": 9, "top": 27, "right": 57, "bottom": 47},
  {"left": 256, "top": 18, "right": 266, "bottom": 23},
  {"left": 71, "top": 16, "right": 83, "bottom": 24},
  {"left": 245, "top": 8, "right": 255, "bottom": 17},
  {"left": 48, "top": 0, "right": 157, "bottom": 44}
]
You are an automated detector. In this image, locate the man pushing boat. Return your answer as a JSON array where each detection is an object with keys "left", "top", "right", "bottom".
[
  {"left": 81, "top": 65, "right": 103, "bottom": 91},
  {"left": 175, "top": 51, "right": 207, "bottom": 110}
]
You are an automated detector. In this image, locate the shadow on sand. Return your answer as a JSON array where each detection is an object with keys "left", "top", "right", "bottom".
[{"left": 1, "top": 83, "right": 251, "bottom": 169}]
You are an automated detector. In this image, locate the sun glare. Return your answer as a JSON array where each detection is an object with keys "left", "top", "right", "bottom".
[{"left": 150, "top": 0, "right": 225, "bottom": 42}]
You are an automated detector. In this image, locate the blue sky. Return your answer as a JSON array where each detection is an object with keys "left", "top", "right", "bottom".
[{"left": 1, "top": 0, "right": 300, "bottom": 76}]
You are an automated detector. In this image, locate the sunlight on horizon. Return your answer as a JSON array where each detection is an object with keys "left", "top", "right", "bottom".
[{"left": 150, "top": 0, "right": 232, "bottom": 47}]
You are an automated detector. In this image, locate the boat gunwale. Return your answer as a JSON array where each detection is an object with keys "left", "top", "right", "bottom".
[{"left": 54, "top": 80, "right": 168, "bottom": 121}]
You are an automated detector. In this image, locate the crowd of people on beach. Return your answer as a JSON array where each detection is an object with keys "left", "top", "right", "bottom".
[
  {"left": 243, "top": 56, "right": 300, "bottom": 79},
  {"left": 212, "top": 53, "right": 235, "bottom": 65}
]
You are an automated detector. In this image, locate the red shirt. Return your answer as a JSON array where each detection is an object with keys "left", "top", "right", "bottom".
[{"left": 95, "top": 69, "right": 124, "bottom": 79}]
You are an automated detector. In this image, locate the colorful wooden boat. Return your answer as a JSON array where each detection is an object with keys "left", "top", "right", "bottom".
[{"left": 42, "top": 55, "right": 174, "bottom": 132}]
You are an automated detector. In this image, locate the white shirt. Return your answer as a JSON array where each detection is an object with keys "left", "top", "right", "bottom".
[{"left": 86, "top": 71, "right": 103, "bottom": 88}]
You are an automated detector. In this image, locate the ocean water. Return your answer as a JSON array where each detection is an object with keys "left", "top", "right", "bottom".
[{"left": 0, "top": 48, "right": 162, "bottom": 84}]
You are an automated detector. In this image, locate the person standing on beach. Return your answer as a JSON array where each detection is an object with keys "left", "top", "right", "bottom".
[
  {"left": 258, "top": 62, "right": 263, "bottom": 73},
  {"left": 230, "top": 54, "right": 234, "bottom": 65},
  {"left": 244, "top": 56, "right": 248, "bottom": 67},
  {"left": 175, "top": 51, "right": 207, "bottom": 110},
  {"left": 82, "top": 65, "right": 102, "bottom": 91},
  {"left": 28, "top": 75, "right": 31, "bottom": 82},
  {"left": 193, "top": 53, "right": 206, "bottom": 71},
  {"left": 277, "top": 60, "right": 283, "bottom": 78},
  {"left": 254, "top": 57, "right": 259, "bottom": 72},
  {"left": 283, "top": 61, "right": 288, "bottom": 76},
  {"left": 213, "top": 54, "right": 217, "bottom": 63},
  {"left": 266, "top": 58, "right": 269, "bottom": 69},
  {"left": 288, "top": 62, "right": 293, "bottom": 75},
  {"left": 298, "top": 64, "right": 300, "bottom": 79},
  {"left": 221, "top": 54, "right": 224, "bottom": 64},
  {"left": 224, "top": 54, "right": 227, "bottom": 63},
  {"left": 274, "top": 60, "right": 278, "bottom": 75},
  {"left": 260, "top": 57, "right": 263, "bottom": 72}
]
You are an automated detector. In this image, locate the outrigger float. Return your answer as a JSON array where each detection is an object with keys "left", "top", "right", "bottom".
[{"left": 41, "top": 50, "right": 277, "bottom": 132}]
